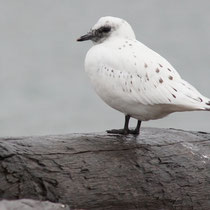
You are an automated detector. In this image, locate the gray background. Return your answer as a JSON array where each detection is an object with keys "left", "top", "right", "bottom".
[{"left": 0, "top": 0, "right": 209, "bottom": 136}]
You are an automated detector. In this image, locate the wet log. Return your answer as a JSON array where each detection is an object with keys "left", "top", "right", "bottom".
[{"left": 0, "top": 128, "right": 210, "bottom": 210}]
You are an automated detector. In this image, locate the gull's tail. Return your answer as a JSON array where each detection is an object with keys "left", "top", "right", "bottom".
[
  {"left": 176, "top": 80, "right": 210, "bottom": 111},
  {"left": 192, "top": 96, "right": 210, "bottom": 111},
  {"left": 205, "top": 99, "right": 210, "bottom": 111}
]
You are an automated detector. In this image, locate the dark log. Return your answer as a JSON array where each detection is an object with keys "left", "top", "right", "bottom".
[
  {"left": 0, "top": 128, "right": 210, "bottom": 210},
  {"left": 0, "top": 199, "right": 70, "bottom": 210}
]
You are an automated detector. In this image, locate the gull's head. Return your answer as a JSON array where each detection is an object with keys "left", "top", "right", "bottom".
[{"left": 77, "top": 16, "right": 136, "bottom": 44}]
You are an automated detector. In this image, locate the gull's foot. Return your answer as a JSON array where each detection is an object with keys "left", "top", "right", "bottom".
[
  {"left": 106, "top": 129, "right": 129, "bottom": 135},
  {"left": 129, "top": 129, "right": 140, "bottom": 135}
]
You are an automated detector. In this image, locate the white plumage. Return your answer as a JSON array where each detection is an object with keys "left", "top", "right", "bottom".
[{"left": 78, "top": 16, "right": 210, "bottom": 134}]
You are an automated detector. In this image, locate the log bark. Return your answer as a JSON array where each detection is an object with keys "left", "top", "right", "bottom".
[{"left": 0, "top": 128, "right": 210, "bottom": 210}]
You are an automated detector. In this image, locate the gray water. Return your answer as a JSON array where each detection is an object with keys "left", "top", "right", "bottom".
[{"left": 0, "top": 0, "right": 210, "bottom": 136}]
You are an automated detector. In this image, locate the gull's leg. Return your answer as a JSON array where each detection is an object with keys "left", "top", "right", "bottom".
[
  {"left": 107, "top": 115, "right": 130, "bottom": 135},
  {"left": 129, "top": 120, "right": 142, "bottom": 135}
]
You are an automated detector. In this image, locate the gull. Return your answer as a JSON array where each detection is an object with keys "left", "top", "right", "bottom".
[{"left": 77, "top": 16, "right": 210, "bottom": 135}]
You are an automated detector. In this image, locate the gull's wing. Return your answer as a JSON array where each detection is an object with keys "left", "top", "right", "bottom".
[{"left": 85, "top": 39, "right": 210, "bottom": 111}]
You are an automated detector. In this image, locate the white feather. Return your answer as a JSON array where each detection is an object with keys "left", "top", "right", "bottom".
[{"left": 84, "top": 16, "right": 210, "bottom": 121}]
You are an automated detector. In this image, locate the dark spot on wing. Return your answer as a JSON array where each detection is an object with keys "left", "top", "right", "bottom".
[
  {"left": 156, "top": 68, "right": 160, "bottom": 73},
  {"left": 159, "top": 64, "right": 163, "bottom": 68},
  {"left": 159, "top": 78, "right": 163, "bottom": 83},
  {"left": 198, "top": 97, "right": 203, "bottom": 102},
  {"left": 173, "top": 88, "right": 177, "bottom": 92},
  {"left": 137, "top": 74, "right": 141, "bottom": 78},
  {"left": 146, "top": 73, "right": 149, "bottom": 81},
  {"left": 168, "top": 68, "right": 172, "bottom": 72},
  {"left": 172, "top": 94, "right": 176, "bottom": 98},
  {"left": 144, "top": 63, "right": 148, "bottom": 68},
  {"left": 169, "top": 76, "right": 173, "bottom": 80}
]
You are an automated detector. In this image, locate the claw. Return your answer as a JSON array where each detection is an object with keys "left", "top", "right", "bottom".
[
  {"left": 129, "top": 129, "right": 140, "bottom": 135},
  {"left": 106, "top": 128, "right": 139, "bottom": 135}
]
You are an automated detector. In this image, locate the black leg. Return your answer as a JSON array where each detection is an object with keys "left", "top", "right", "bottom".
[
  {"left": 107, "top": 115, "right": 130, "bottom": 135},
  {"left": 123, "top": 115, "right": 130, "bottom": 133},
  {"left": 129, "top": 120, "right": 142, "bottom": 135},
  {"left": 107, "top": 116, "right": 141, "bottom": 135}
]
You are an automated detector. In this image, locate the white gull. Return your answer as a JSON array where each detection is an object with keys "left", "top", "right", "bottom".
[{"left": 77, "top": 16, "right": 210, "bottom": 135}]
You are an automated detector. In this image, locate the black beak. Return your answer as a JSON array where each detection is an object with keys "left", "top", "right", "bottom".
[{"left": 77, "top": 31, "right": 94, "bottom": 42}]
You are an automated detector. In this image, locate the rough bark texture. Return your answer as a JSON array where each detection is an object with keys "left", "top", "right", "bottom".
[
  {"left": 0, "top": 128, "right": 210, "bottom": 210},
  {"left": 0, "top": 199, "right": 70, "bottom": 210}
]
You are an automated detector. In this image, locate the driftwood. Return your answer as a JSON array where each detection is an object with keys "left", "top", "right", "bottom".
[{"left": 0, "top": 128, "right": 210, "bottom": 210}]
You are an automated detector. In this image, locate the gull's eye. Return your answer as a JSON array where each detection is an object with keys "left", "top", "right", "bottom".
[{"left": 98, "top": 26, "right": 111, "bottom": 33}]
